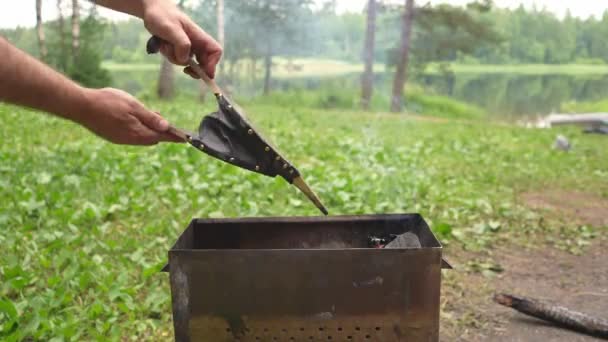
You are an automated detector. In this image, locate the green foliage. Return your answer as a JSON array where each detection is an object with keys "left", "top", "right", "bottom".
[
  {"left": 192, "top": 0, "right": 313, "bottom": 62},
  {"left": 466, "top": 7, "right": 608, "bottom": 64},
  {"left": 2, "top": 8, "right": 112, "bottom": 89},
  {"left": 1, "top": 96, "right": 606, "bottom": 339},
  {"left": 407, "top": 3, "right": 503, "bottom": 70},
  {"left": 65, "top": 14, "right": 112, "bottom": 88},
  {"left": 100, "top": 19, "right": 150, "bottom": 62},
  {"left": 0, "top": 27, "right": 38, "bottom": 56}
]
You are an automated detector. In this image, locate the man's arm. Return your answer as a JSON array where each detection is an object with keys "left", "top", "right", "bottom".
[
  {"left": 0, "top": 37, "right": 179, "bottom": 145},
  {"left": 95, "top": 0, "right": 222, "bottom": 78}
]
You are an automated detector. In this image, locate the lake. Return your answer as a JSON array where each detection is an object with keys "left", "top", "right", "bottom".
[
  {"left": 108, "top": 66, "right": 608, "bottom": 118},
  {"left": 418, "top": 72, "right": 608, "bottom": 118}
]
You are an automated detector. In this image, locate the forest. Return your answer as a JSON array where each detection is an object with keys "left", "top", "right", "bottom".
[{"left": 4, "top": 1, "right": 608, "bottom": 84}]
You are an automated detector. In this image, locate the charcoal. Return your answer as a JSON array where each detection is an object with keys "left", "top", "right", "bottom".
[{"left": 385, "top": 232, "right": 421, "bottom": 249}]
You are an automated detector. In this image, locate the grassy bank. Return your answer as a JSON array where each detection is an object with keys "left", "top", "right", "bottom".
[
  {"left": 246, "top": 84, "right": 487, "bottom": 120},
  {"left": 1, "top": 97, "right": 606, "bottom": 340},
  {"left": 561, "top": 99, "right": 608, "bottom": 113}
]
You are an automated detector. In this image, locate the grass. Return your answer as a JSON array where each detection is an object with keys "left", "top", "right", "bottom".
[
  {"left": 1, "top": 96, "right": 607, "bottom": 340},
  {"left": 561, "top": 98, "right": 608, "bottom": 113}
]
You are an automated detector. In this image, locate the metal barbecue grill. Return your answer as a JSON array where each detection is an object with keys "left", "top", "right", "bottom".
[{"left": 162, "top": 214, "right": 451, "bottom": 342}]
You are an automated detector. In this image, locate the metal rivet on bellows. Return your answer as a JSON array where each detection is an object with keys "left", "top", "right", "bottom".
[
  {"left": 255, "top": 165, "right": 260, "bottom": 171},
  {"left": 265, "top": 146, "right": 270, "bottom": 152},
  {"left": 247, "top": 129, "right": 253, "bottom": 135},
  {"left": 198, "top": 144, "right": 205, "bottom": 150},
  {"left": 275, "top": 156, "right": 280, "bottom": 161},
  {"left": 283, "top": 164, "right": 288, "bottom": 169},
  {"left": 289, "top": 169, "right": 294, "bottom": 174},
  {"left": 229, "top": 157, "right": 235, "bottom": 162}
]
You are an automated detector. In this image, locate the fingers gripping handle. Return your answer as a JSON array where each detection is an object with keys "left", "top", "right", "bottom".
[{"left": 145, "top": 35, "right": 221, "bottom": 95}]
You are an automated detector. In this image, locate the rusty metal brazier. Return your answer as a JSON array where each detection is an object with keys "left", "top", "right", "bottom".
[{"left": 162, "top": 214, "right": 450, "bottom": 342}]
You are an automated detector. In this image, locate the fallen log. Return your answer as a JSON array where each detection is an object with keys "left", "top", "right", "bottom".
[{"left": 494, "top": 293, "right": 608, "bottom": 339}]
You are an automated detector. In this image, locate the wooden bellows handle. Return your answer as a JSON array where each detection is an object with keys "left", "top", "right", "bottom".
[{"left": 145, "top": 35, "right": 221, "bottom": 95}]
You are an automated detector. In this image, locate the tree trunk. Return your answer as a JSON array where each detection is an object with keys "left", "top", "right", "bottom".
[
  {"left": 71, "top": 0, "right": 80, "bottom": 61},
  {"left": 361, "top": 0, "right": 377, "bottom": 110},
  {"left": 263, "top": 46, "right": 272, "bottom": 95},
  {"left": 251, "top": 58, "right": 257, "bottom": 83},
  {"left": 158, "top": 0, "right": 185, "bottom": 100},
  {"left": 217, "top": 0, "right": 225, "bottom": 50},
  {"left": 57, "top": 0, "right": 68, "bottom": 70},
  {"left": 36, "top": 0, "right": 47, "bottom": 61},
  {"left": 229, "top": 59, "right": 237, "bottom": 81},
  {"left": 390, "top": 0, "right": 415, "bottom": 113},
  {"left": 158, "top": 57, "right": 175, "bottom": 99}
]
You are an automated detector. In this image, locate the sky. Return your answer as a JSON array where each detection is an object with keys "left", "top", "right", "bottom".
[{"left": 0, "top": 0, "right": 606, "bottom": 29}]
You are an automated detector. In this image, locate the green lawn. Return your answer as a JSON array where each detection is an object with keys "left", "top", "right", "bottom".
[{"left": 1, "top": 99, "right": 606, "bottom": 340}]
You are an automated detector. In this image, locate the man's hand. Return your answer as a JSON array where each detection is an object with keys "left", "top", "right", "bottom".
[
  {"left": 1, "top": 37, "right": 181, "bottom": 146},
  {"left": 95, "top": 0, "right": 223, "bottom": 78},
  {"left": 76, "top": 88, "right": 182, "bottom": 145},
  {"left": 142, "top": 0, "right": 222, "bottom": 79}
]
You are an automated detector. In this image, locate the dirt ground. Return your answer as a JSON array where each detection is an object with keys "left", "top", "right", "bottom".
[{"left": 440, "top": 190, "right": 608, "bottom": 342}]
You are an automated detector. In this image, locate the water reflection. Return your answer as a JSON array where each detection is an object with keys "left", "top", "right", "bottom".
[{"left": 418, "top": 73, "right": 608, "bottom": 117}]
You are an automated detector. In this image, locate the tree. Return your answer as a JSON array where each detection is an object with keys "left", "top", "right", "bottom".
[
  {"left": 66, "top": 12, "right": 112, "bottom": 88},
  {"left": 158, "top": 57, "right": 175, "bottom": 99},
  {"left": 235, "top": 0, "right": 313, "bottom": 95},
  {"left": 57, "top": 0, "right": 68, "bottom": 70},
  {"left": 35, "top": 0, "right": 47, "bottom": 61},
  {"left": 217, "top": 0, "right": 225, "bottom": 51},
  {"left": 385, "top": 1, "right": 501, "bottom": 112},
  {"left": 157, "top": 0, "right": 186, "bottom": 99},
  {"left": 72, "top": 0, "right": 80, "bottom": 60},
  {"left": 360, "top": 0, "right": 377, "bottom": 110},
  {"left": 390, "top": 0, "right": 415, "bottom": 112}
]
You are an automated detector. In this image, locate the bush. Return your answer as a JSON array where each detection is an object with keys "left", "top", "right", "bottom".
[{"left": 46, "top": 12, "right": 112, "bottom": 88}]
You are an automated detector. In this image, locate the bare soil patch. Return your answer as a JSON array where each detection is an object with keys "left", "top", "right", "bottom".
[
  {"left": 440, "top": 190, "right": 608, "bottom": 341},
  {"left": 520, "top": 190, "right": 608, "bottom": 227}
]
